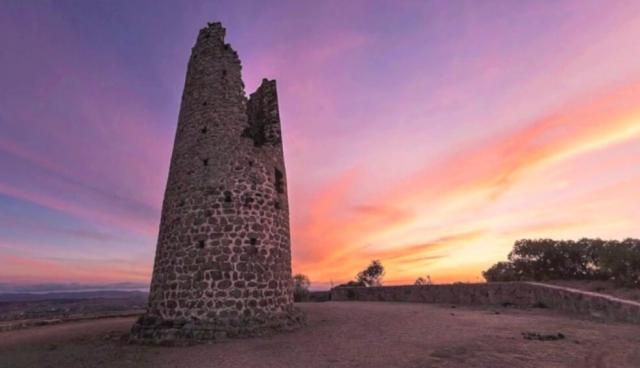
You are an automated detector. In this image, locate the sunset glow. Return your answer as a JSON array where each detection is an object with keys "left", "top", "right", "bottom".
[{"left": 1, "top": 1, "right": 639, "bottom": 288}]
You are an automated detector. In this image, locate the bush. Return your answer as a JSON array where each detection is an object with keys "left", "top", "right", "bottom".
[
  {"left": 335, "top": 280, "right": 365, "bottom": 288},
  {"left": 336, "top": 260, "right": 386, "bottom": 288},
  {"left": 415, "top": 276, "right": 433, "bottom": 285},
  {"left": 482, "top": 262, "right": 517, "bottom": 282},
  {"left": 597, "top": 239, "right": 640, "bottom": 287},
  {"left": 483, "top": 238, "right": 640, "bottom": 287},
  {"left": 292, "top": 274, "right": 311, "bottom": 302},
  {"left": 356, "top": 260, "right": 385, "bottom": 287}
]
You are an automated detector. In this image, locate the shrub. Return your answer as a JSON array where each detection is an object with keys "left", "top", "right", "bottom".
[
  {"left": 482, "top": 262, "right": 517, "bottom": 282},
  {"left": 336, "top": 280, "right": 365, "bottom": 288},
  {"left": 415, "top": 276, "right": 433, "bottom": 285},
  {"left": 597, "top": 239, "right": 640, "bottom": 287},
  {"left": 483, "top": 238, "right": 640, "bottom": 287},
  {"left": 292, "top": 274, "right": 311, "bottom": 302},
  {"left": 356, "top": 260, "right": 385, "bottom": 287}
]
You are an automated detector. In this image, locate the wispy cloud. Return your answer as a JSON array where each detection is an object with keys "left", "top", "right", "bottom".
[
  {"left": 2, "top": 1, "right": 640, "bottom": 286},
  {"left": 293, "top": 79, "right": 640, "bottom": 284},
  {"left": 0, "top": 252, "right": 151, "bottom": 284}
]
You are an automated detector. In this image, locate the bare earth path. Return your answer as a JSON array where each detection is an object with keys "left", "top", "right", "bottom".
[{"left": 1, "top": 302, "right": 639, "bottom": 368}]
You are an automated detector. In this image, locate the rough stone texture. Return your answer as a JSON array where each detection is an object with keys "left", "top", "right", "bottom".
[
  {"left": 130, "top": 22, "right": 302, "bottom": 344},
  {"left": 331, "top": 282, "right": 640, "bottom": 324}
]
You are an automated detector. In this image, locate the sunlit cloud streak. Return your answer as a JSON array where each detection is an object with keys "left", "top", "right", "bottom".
[{"left": 293, "top": 80, "right": 640, "bottom": 284}]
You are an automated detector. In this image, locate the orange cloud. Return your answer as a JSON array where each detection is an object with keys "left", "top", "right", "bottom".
[
  {"left": 390, "top": 80, "right": 640, "bottom": 207},
  {"left": 292, "top": 80, "right": 640, "bottom": 286},
  {"left": 0, "top": 251, "right": 151, "bottom": 284},
  {"left": 367, "top": 230, "right": 484, "bottom": 261}
]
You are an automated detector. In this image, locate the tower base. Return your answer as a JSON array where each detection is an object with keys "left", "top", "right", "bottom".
[{"left": 129, "top": 308, "right": 305, "bottom": 345}]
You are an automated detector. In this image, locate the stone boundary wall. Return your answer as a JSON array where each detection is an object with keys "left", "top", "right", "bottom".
[{"left": 330, "top": 282, "right": 640, "bottom": 324}]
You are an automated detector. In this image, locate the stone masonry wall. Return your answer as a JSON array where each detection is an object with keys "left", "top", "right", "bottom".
[
  {"left": 331, "top": 282, "right": 640, "bottom": 324},
  {"left": 131, "top": 22, "right": 302, "bottom": 344}
]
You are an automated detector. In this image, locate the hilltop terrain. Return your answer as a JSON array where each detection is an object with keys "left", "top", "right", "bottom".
[
  {"left": 1, "top": 302, "right": 639, "bottom": 368},
  {"left": 0, "top": 291, "right": 146, "bottom": 332}
]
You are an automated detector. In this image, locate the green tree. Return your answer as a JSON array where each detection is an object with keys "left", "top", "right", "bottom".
[
  {"left": 356, "top": 260, "right": 385, "bottom": 287},
  {"left": 415, "top": 275, "right": 433, "bottom": 285},
  {"left": 483, "top": 238, "right": 640, "bottom": 286},
  {"left": 598, "top": 239, "right": 640, "bottom": 287},
  {"left": 292, "top": 274, "right": 311, "bottom": 302},
  {"left": 482, "top": 262, "right": 517, "bottom": 282}
]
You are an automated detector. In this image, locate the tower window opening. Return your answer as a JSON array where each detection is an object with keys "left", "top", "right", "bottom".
[
  {"left": 201, "top": 126, "right": 207, "bottom": 134},
  {"left": 203, "top": 158, "right": 209, "bottom": 166},
  {"left": 274, "top": 168, "right": 284, "bottom": 194}
]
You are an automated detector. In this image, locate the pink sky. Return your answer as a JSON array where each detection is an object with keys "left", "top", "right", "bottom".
[{"left": 0, "top": 1, "right": 639, "bottom": 288}]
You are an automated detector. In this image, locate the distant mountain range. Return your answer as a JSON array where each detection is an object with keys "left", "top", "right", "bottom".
[
  {"left": 0, "top": 282, "right": 149, "bottom": 294},
  {"left": 0, "top": 289, "right": 149, "bottom": 303}
]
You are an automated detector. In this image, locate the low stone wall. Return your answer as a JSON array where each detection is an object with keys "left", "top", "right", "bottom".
[{"left": 330, "top": 282, "right": 640, "bottom": 324}]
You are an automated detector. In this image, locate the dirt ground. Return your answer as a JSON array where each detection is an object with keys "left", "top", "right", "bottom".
[{"left": 1, "top": 302, "right": 639, "bottom": 368}]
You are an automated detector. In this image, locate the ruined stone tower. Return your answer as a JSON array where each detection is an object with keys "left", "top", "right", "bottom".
[{"left": 131, "top": 22, "right": 302, "bottom": 343}]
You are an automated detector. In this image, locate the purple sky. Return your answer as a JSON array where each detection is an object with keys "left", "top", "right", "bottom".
[{"left": 1, "top": 1, "right": 639, "bottom": 287}]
